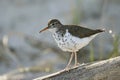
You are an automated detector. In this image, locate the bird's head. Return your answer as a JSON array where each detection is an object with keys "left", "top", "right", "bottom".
[{"left": 39, "top": 19, "right": 62, "bottom": 33}]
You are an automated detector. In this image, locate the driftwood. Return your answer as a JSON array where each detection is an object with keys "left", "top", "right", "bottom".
[{"left": 34, "top": 56, "right": 120, "bottom": 80}]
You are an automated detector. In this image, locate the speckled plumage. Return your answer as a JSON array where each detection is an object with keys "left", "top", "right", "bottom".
[
  {"left": 52, "top": 29, "right": 98, "bottom": 52},
  {"left": 40, "top": 19, "right": 104, "bottom": 70}
]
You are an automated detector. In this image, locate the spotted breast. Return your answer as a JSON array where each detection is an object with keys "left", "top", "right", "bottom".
[{"left": 53, "top": 29, "right": 97, "bottom": 52}]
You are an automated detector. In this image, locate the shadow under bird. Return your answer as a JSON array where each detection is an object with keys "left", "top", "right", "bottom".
[{"left": 39, "top": 19, "right": 104, "bottom": 70}]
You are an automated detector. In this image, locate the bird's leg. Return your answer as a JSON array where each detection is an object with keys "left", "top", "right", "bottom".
[
  {"left": 74, "top": 52, "right": 80, "bottom": 67},
  {"left": 65, "top": 52, "right": 74, "bottom": 71}
]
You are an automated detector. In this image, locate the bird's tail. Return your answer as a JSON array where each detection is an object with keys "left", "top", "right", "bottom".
[{"left": 96, "top": 28, "right": 105, "bottom": 33}]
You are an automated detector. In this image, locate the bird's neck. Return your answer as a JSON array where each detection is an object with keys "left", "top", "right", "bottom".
[{"left": 48, "top": 28, "right": 58, "bottom": 33}]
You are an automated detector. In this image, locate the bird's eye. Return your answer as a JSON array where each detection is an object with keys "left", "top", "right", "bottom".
[{"left": 52, "top": 23, "right": 54, "bottom": 25}]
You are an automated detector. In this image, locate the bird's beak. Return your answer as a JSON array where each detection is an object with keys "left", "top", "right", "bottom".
[{"left": 39, "top": 27, "right": 49, "bottom": 33}]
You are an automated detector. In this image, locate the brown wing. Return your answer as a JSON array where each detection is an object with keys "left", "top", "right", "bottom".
[{"left": 63, "top": 25, "right": 104, "bottom": 38}]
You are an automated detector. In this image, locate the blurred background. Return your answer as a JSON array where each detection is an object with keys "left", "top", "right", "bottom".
[{"left": 0, "top": 0, "right": 120, "bottom": 80}]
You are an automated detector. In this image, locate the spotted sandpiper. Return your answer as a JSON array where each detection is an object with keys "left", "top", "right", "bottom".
[{"left": 39, "top": 19, "right": 104, "bottom": 70}]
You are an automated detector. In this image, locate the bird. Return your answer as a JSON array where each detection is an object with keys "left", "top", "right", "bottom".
[{"left": 39, "top": 19, "right": 104, "bottom": 70}]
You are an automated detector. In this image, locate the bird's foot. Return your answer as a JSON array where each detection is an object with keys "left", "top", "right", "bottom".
[
  {"left": 73, "top": 62, "right": 80, "bottom": 68},
  {"left": 64, "top": 66, "right": 72, "bottom": 71}
]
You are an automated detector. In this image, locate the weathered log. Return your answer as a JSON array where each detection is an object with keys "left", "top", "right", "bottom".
[{"left": 34, "top": 56, "right": 120, "bottom": 80}]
